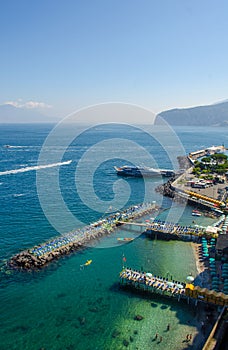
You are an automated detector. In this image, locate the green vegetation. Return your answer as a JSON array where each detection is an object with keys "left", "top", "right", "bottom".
[{"left": 192, "top": 153, "right": 228, "bottom": 176}]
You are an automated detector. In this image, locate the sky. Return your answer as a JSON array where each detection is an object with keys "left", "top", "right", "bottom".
[{"left": 0, "top": 0, "right": 228, "bottom": 120}]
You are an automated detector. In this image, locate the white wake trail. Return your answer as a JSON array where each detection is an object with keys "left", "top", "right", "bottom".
[{"left": 0, "top": 160, "right": 72, "bottom": 176}]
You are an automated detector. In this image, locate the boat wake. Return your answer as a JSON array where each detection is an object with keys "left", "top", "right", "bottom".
[{"left": 0, "top": 160, "right": 72, "bottom": 176}]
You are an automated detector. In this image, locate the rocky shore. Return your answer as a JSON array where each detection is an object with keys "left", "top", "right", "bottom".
[
  {"left": 155, "top": 155, "right": 191, "bottom": 200},
  {"left": 155, "top": 178, "right": 176, "bottom": 198},
  {"left": 9, "top": 203, "right": 159, "bottom": 270}
]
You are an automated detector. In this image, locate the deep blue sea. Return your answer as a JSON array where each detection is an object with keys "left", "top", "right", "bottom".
[{"left": 0, "top": 124, "right": 227, "bottom": 350}]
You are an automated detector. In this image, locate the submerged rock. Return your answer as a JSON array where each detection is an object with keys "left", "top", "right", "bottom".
[
  {"left": 134, "top": 315, "right": 144, "bottom": 321},
  {"left": 78, "top": 316, "right": 86, "bottom": 326},
  {"left": 112, "top": 329, "right": 121, "bottom": 338},
  {"left": 88, "top": 307, "right": 98, "bottom": 313},
  {"left": 123, "top": 339, "right": 129, "bottom": 347}
]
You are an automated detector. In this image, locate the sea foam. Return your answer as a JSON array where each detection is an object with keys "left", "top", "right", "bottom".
[{"left": 0, "top": 160, "right": 72, "bottom": 176}]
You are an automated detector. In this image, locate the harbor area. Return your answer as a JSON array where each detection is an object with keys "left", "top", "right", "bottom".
[{"left": 172, "top": 145, "right": 228, "bottom": 212}]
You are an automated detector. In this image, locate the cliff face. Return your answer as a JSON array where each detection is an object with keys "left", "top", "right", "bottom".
[{"left": 155, "top": 100, "right": 228, "bottom": 126}]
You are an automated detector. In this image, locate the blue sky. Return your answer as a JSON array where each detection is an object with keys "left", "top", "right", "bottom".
[{"left": 0, "top": 0, "right": 228, "bottom": 119}]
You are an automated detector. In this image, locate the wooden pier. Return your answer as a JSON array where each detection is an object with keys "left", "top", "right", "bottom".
[
  {"left": 145, "top": 221, "right": 207, "bottom": 240},
  {"left": 119, "top": 268, "right": 228, "bottom": 307},
  {"left": 116, "top": 220, "right": 199, "bottom": 241}
]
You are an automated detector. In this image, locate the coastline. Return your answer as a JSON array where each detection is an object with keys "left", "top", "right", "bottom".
[
  {"left": 191, "top": 241, "right": 211, "bottom": 288},
  {"left": 190, "top": 242, "right": 220, "bottom": 350}
]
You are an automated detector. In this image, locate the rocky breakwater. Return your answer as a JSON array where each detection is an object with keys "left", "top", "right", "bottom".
[
  {"left": 9, "top": 202, "right": 158, "bottom": 270},
  {"left": 155, "top": 178, "right": 176, "bottom": 198}
]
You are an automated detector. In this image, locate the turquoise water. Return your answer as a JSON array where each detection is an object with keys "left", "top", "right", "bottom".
[
  {"left": 0, "top": 125, "right": 227, "bottom": 349},
  {"left": 0, "top": 235, "right": 199, "bottom": 350}
]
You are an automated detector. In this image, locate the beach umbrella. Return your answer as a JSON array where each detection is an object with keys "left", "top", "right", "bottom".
[
  {"left": 167, "top": 281, "right": 174, "bottom": 287},
  {"left": 146, "top": 273, "right": 153, "bottom": 278},
  {"left": 186, "top": 275, "right": 194, "bottom": 282},
  {"left": 212, "top": 278, "right": 219, "bottom": 282},
  {"left": 222, "top": 272, "right": 228, "bottom": 276},
  {"left": 212, "top": 279, "right": 219, "bottom": 283},
  {"left": 210, "top": 273, "right": 217, "bottom": 278},
  {"left": 212, "top": 279, "right": 220, "bottom": 283}
]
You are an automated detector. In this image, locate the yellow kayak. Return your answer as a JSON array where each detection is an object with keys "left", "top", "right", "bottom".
[{"left": 84, "top": 259, "right": 92, "bottom": 266}]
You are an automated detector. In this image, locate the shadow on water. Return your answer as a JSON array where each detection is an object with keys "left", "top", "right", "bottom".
[{"left": 111, "top": 282, "right": 219, "bottom": 350}]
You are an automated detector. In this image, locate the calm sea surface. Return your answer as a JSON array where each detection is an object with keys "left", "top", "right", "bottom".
[{"left": 0, "top": 124, "right": 227, "bottom": 350}]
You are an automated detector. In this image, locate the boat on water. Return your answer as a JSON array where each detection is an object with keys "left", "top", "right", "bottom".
[
  {"left": 117, "top": 238, "right": 134, "bottom": 242},
  {"left": 114, "top": 165, "right": 175, "bottom": 178},
  {"left": 80, "top": 259, "right": 92, "bottom": 269},
  {"left": 192, "top": 209, "right": 202, "bottom": 217},
  {"left": 84, "top": 259, "right": 92, "bottom": 266}
]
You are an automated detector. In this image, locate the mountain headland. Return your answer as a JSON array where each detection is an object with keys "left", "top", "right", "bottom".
[{"left": 156, "top": 100, "right": 228, "bottom": 126}]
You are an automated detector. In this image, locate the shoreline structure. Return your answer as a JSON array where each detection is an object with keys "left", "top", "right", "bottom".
[
  {"left": 9, "top": 202, "right": 159, "bottom": 270},
  {"left": 9, "top": 146, "right": 227, "bottom": 273}
]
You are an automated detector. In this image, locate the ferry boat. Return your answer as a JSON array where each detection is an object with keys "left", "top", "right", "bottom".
[{"left": 114, "top": 165, "right": 175, "bottom": 178}]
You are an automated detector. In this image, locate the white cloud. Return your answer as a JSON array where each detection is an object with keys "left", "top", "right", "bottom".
[{"left": 4, "top": 99, "right": 52, "bottom": 109}]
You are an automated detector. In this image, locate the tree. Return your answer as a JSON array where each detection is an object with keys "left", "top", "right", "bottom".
[
  {"left": 202, "top": 157, "right": 211, "bottom": 163},
  {"left": 211, "top": 153, "right": 228, "bottom": 165}
]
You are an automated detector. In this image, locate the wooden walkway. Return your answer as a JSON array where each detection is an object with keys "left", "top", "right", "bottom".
[
  {"left": 119, "top": 268, "right": 228, "bottom": 307},
  {"left": 117, "top": 220, "right": 206, "bottom": 238}
]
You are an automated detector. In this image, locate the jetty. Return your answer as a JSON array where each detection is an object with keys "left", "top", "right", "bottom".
[
  {"left": 9, "top": 202, "right": 158, "bottom": 270},
  {"left": 116, "top": 219, "right": 211, "bottom": 241},
  {"left": 145, "top": 220, "right": 218, "bottom": 241},
  {"left": 119, "top": 268, "right": 228, "bottom": 307}
]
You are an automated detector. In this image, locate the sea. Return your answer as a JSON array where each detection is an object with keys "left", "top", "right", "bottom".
[{"left": 0, "top": 124, "right": 227, "bottom": 350}]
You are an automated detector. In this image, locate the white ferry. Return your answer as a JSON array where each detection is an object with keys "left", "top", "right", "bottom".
[{"left": 114, "top": 165, "right": 175, "bottom": 177}]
